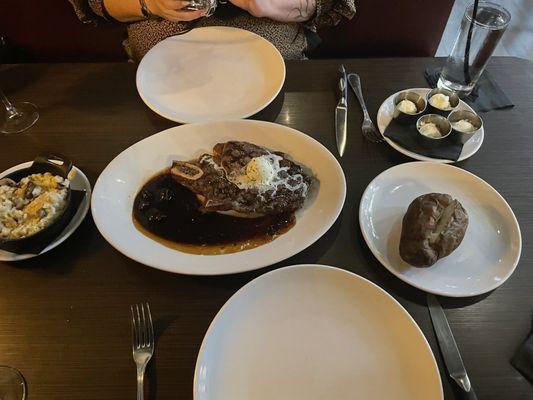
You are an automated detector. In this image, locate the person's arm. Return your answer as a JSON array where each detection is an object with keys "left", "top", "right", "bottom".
[
  {"left": 101, "top": 0, "right": 205, "bottom": 22},
  {"left": 229, "top": 0, "right": 317, "bottom": 22}
]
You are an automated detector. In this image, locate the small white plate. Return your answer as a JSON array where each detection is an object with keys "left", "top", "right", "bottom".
[
  {"left": 0, "top": 163, "right": 91, "bottom": 262},
  {"left": 136, "top": 27, "right": 286, "bottom": 124},
  {"left": 91, "top": 120, "right": 346, "bottom": 275},
  {"left": 377, "top": 88, "right": 484, "bottom": 163},
  {"left": 359, "top": 162, "right": 521, "bottom": 297},
  {"left": 194, "top": 264, "right": 443, "bottom": 400}
]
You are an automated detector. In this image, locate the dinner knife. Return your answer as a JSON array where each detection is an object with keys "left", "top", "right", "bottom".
[
  {"left": 335, "top": 64, "right": 348, "bottom": 157},
  {"left": 427, "top": 294, "right": 478, "bottom": 400}
]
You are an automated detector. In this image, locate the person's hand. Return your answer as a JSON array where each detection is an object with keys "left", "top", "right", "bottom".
[
  {"left": 228, "top": 0, "right": 316, "bottom": 22},
  {"left": 146, "top": 0, "right": 207, "bottom": 21},
  {"left": 227, "top": 0, "right": 267, "bottom": 18}
]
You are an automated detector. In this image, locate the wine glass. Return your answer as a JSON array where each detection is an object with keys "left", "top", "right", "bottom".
[
  {"left": 0, "top": 87, "right": 39, "bottom": 134},
  {"left": 0, "top": 366, "right": 26, "bottom": 400}
]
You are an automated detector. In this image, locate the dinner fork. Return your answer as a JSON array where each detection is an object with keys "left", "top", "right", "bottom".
[
  {"left": 131, "top": 303, "right": 154, "bottom": 400},
  {"left": 347, "top": 73, "right": 383, "bottom": 143}
]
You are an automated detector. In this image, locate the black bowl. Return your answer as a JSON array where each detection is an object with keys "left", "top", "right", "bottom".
[{"left": 0, "top": 153, "right": 73, "bottom": 253}]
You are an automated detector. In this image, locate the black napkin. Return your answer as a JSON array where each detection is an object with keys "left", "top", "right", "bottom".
[
  {"left": 7, "top": 189, "right": 86, "bottom": 255},
  {"left": 425, "top": 67, "right": 514, "bottom": 113},
  {"left": 384, "top": 117, "right": 463, "bottom": 161},
  {"left": 511, "top": 313, "right": 533, "bottom": 383}
]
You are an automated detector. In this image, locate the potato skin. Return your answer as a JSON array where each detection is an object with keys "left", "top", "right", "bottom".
[{"left": 399, "top": 193, "right": 469, "bottom": 267}]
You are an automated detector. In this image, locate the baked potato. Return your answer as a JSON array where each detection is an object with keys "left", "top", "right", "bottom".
[{"left": 399, "top": 193, "right": 468, "bottom": 267}]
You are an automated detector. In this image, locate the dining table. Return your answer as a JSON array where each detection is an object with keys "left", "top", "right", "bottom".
[{"left": 0, "top": 56, "right": 532, "bottom": 400}]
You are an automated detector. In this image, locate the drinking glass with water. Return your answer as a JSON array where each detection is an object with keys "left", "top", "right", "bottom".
[
  {"left": 186, "top": 0, "right": 227, "bottom": 16},
  {"left": 438, "top": 1, "right": 511, "bottom": 97}
]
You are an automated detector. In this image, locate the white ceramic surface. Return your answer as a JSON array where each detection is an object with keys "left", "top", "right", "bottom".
[
  {"left": 194, "top": 264, "right": 443, "bottom": 400},
  {"left": 91, "top": 120, "right": 346, "bottom": 275},
  {"left": 0, "top": 163, "right": 91, "bottom": 261},
  {"left": 136, "top": 27, "right": 285, "bottom": 124},
  {"left": 377, "top": 88, "right": 484, "bottom": 163},
  {"left": 359, "top": 162, "right": 521, "bottom": 297}
]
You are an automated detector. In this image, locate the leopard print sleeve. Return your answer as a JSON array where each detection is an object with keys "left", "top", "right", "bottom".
[
  {"left": 68, "top": 0, "right": 107, "bottom": 23},
  {"left": 87, "top": 0, "right": 107, "bottom": 18},
  {"left": 309, "top": 0, "right": 356, "bottom": 31}
]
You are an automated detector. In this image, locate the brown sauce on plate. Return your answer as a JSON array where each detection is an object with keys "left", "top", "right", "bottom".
[{"left": 132, "top": 171, "right": 295, "bottom": 255}]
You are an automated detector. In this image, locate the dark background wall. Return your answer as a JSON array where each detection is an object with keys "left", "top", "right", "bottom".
[
  {"left": 0, "top": 0, "right": 127, "bottom": 62},
  {"left": 0, "top": 0, "right": 454, "bottom": 62}
]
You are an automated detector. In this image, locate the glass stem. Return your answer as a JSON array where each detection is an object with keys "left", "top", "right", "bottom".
[{"left": 0, "top": 88, "right": 19, "bottom": 119}]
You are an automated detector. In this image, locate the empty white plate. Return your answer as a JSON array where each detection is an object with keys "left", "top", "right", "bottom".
[
  {"left": 0, "top": 163, "right": 91, "bottom": 262},
  {"left": 91, "top": 120, "right": 346, "bottom": 275},
  {"left": 136, "top": 27, "right": 285, "bottom": 123},
  {"left": 359, "top": 162, "right": 521, "bottom": 297},
  {"left": 377, "top": 88, "right": 484, "bottom": 163},
  {"left": 194, "top": 264, "right": 443, "bottom": 400}
]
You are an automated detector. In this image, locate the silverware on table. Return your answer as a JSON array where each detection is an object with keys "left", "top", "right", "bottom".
[
  {"left": 131, "top": 303, "right": 154, "bottom": 400},
  {"left": 335, "top": 64, "right": 348, "bottom": 157},
  {"left": 427, "top": 294, "right": 478, "bottom": 400},
  {"left": 347, "top": 73, "right": 383, "bottom": 143}
]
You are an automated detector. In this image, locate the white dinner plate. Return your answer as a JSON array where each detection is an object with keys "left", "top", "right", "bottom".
[
  {"left": 0, "top": 163, "right": 92, "bottom": 262},
  {"left": 359, "top": 162, "right": 521, "bottom": 297},
  {"left": 194, "top": 264, "right": 443, "bottom": 400},
  {"left": 136, "top": 27, "right": 286, "bottom": 124},
  {"left": 377, "top": 88, "right": 484, "bottom": 163},
  {"left": 91, "top": 120, "right": 346, "bottom": 275}
]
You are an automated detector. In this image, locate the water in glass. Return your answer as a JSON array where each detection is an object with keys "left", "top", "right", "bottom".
[{"left": 438, "top": 1, "right": 511, "bottom": 97}]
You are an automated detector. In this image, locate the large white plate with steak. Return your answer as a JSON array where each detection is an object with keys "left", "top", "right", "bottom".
[{"left": 91, "top": 120, "right": 346, "bottom": 275}]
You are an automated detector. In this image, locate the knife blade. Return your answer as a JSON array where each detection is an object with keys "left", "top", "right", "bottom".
[
  {"left": 427, "top": 294, "right": 478, "bottom": 400},
  {"left": 335, "top": 64, "right": 348, "bottom": 157}
]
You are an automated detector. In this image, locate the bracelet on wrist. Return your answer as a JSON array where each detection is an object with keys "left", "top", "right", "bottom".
[{"left": 139, "top": 0, "right": 155, "bottom": 19}]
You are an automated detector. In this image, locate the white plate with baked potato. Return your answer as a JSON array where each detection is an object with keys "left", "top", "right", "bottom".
[{"left": 359, "top": 162, "right": 521, "bottom": 297}]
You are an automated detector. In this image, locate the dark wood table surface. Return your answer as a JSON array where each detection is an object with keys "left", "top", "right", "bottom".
[{"left": 0, "top": 57, "right": 532, "bottom": 400}]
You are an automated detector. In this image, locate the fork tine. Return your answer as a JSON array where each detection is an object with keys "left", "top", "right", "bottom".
[
  {"left": 131, "top": 305, "right": 139, "bottom": 349},
  {"left": 369, "top": 130, "right": 381, "bottom": 143},
  {"left": 372, "top": 126, "right": 383, "bottom": 142},
  {"left": 362, "top": 129, "right": 372, "bottom": 142},
  {"left": 146, "top": 303, "right": 154, "bottom": 348},
  {"left": 141, "top": 303, "right": 148, "bottom": 348},
  {"left": 136, "top": 304, "right": 144, "bottom": 348},
  {"left": 136, "top": 305, "right": 142, "bottom": 348},
  {"left": 364, "top": 124, "right": 383, "bottom": 143}
]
